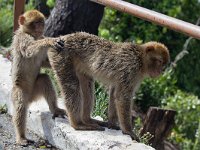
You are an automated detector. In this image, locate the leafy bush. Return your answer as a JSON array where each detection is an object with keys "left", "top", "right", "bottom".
[
  {"left": 25, "top": 0, "right": 36, "bottom": 10},
  {"left": 93, "top": 83, "right": 108, "bottom": 120},
  {"left": 0, "top": 0, "right": 13, "bottom": 47},
  {"left": 193, "top": 121, "right": 200, "bottom": 150},
  {"left": 175, "top": 39, "right": 200, "bottom": 97},
  {"left": 134, "top": 69, "right": 200, "bottom": 149},
  {"left": 135, "top": 69, "right": 177, "bottom": 112},
  {"left": 163, "top": 90, "right": 200, "bottom": 149},
  {"left": 0, "top": 104, "right": 8, "bottom": 114},
  {"left": 46, "top": 0, "right": 55, "bottom": 8}
]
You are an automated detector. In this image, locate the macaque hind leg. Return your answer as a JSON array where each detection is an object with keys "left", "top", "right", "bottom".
[
  {"left": 50, "top": 57, "right": 104, "bottom": 131},
  {"left": 12, "top": 87, "right": 33, "bottom": 146},
  {"left": 31, "top": 74, "right": 66, "bottom": 118}
]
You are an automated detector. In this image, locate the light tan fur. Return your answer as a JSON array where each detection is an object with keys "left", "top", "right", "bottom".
[
  {"left": 11, "top": 10, "right": 66, "bottom": 145},
  {"left": 47, "top": 32, "right": 170, "bottom": 140}
]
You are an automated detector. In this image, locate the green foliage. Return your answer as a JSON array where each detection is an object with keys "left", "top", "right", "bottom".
[
  {"left": 135, "top": 69, "right": 200, "bottom": 148},
  {"left": 0, "top": 104, "right": 8, "bottom": 114},
  {"left": 175, "top": 39, "right": 200, "bottom": 96},
  {"left": 164, "top": 91, "right": 200, "bottom": 140},
  {"left": 46, "top": 0, "right": 55, "bottom": 8},
  {"left": 135, "top": 69, "right": 177, "bottom": 112},
  {"left": 163, "top": 90, "right": 200, "bottom": 149},
  {"left": 0, "top": 0, "right": 13, "bottom": 8},
  {"left": 193, "top": 120, "right": 200, "bottom": 150},
  {"left": 0, "top": 0, "right": 13, "bottom": 47},
  {"left": 134, "top": 69, "right": 200, "bottom": 149},
  {"left": 25, "top": 0, "right": 36, "bottom": 10},
  {"left": 93, "top": 83, "right": 108, "bottom": 120},
  {"left": 139, "top": 132, "right": 154, "bottom": 146}
]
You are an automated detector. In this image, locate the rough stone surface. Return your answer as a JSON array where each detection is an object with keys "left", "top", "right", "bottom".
[
  {"left": 0, "top": 113, "right": 58, "bottom": 150},
  {"left": 0, "top": 55, "right": 154, "bottom": 150}
]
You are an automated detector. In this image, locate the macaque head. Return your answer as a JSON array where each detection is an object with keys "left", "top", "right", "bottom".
[
  {"left": 18, "top": 10, "right": 45, "bottom": 38},
  {"left": 142, "top": 42, "right": 170, "bottom": 78}
]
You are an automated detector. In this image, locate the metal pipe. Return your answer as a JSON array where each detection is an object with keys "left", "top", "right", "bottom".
[{"left": 90, "top": 0, "right": 200, "bottom": 40}]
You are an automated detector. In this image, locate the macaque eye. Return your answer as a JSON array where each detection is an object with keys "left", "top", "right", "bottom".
[
  {"left": 153, "top": 57, "right": 163, "bottom": 64},
  {"left": 158, "top": 59, "right": 163, "bottom": 64},
  {"left": 35, "top": 20, "right": 44, "bottom": 24},
  {"left": 162, "top": 64, "right": 168, "bottom": 71},
  {"left": 32, "top": 20, "right": 44, "bottom": 26},
  {"left": 150, "top": 57, "right": 158, "bottom": 63}
]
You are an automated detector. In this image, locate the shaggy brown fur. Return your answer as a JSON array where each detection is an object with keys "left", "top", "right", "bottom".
[
  {"left": 47, "top": 32, "right": 170, "bottom": 140},
  {"left": 11, "top": 10, "right": 66, "bottom": 146}
]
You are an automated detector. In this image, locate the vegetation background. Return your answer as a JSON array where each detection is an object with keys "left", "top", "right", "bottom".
[{"left": 0, "top": 0, "right": 200, "bottom": 149}]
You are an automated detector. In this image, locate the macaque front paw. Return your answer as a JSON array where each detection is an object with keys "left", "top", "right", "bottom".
[
  {"left": 54, "top": 38, "right": 65, "bottom": 53},
  {"left": 52, "top": 108, "right": 66, "bottom": 119}
]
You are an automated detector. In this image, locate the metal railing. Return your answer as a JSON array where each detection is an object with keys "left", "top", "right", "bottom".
[{"left": 90, "top": 0, "right": 200, "bottom": 40}]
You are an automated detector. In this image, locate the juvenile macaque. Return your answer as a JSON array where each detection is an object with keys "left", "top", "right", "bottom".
[
  {"left": 47, "top": 32, "right": 170, "bottom": 140},
  {"left": 11, "top": 10, "right": 65, "bottom": 145}
]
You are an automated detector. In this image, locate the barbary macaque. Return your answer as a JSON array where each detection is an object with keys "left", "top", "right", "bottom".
[
  {"left": 47, "top": 32, "right": 170, "bottom": 141},
  {"left": 11, "top": 10, "right": 66, "bottom": 145}
]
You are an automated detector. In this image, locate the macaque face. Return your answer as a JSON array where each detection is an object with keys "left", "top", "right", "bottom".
[
  {"left": 28, "top": 18, "right": 45, "bottom": 37},
  {"left": 145, "top": 43, "right": 170, "bottom": 78},
  {"left": 147, "top": 55, "right": 166, "bottom": 78},
  {"left": 19, "top": 10, "right": 45, "bottom": 38}
]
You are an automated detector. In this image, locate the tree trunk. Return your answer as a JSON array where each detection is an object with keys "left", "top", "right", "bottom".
[
  {"left": 44, "top": 0, "right": 104, "bottom": 37},
  {"left": 35, "top": 0, "right": 50, "bottom": 17},
  {"left": 140, "top": 107, "right": 176, "bottom": 150}
]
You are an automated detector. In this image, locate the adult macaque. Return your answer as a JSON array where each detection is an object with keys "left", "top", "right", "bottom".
[
  {"left": 11, "top": 10, "right": 65, "bottom": 145},
  {"left": 48, "top": 32, "right": 170, "bottom": 141}
]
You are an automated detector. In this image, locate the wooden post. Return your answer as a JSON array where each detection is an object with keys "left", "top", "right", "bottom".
[
  {"left": 140, "top": 107, "right": 176, "bottom": 150},
  {"left": 13, "top": 0, "right": 26, "bottom": 31}
]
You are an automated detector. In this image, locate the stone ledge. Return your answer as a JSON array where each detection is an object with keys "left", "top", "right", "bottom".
[{"left": 0, "top": 55, "right": 154, "bottom": 150}]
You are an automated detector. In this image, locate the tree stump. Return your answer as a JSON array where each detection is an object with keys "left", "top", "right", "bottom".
[{"left": 140, "top": 107, "right": 176, "bottom": 150}]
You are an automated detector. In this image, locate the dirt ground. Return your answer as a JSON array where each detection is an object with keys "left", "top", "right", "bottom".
[{"left": 0, "top": 113, "right": 58, "bottom": 150}]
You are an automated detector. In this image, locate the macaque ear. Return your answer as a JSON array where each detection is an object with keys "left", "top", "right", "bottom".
[
  {"left": 18, "top": 15, "right": 25, "bottom": 25},
  {"left": 146, "top": 45, "right": 155, "bottom": 53}
]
